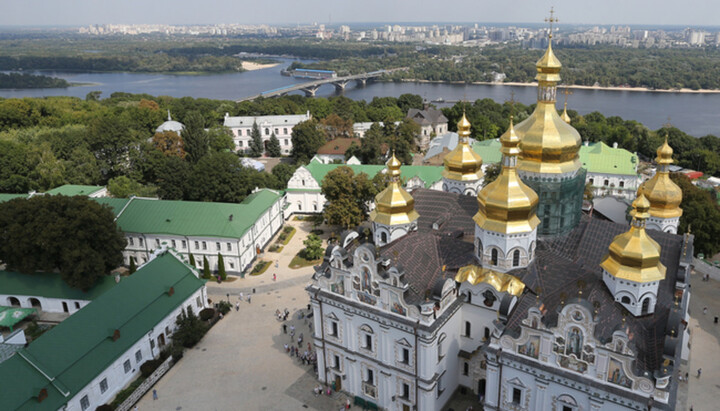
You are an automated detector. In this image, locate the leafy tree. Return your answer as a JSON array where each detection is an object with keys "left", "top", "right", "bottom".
[
  {"left": 249, "top": 121, "right": 264, "bottom": 157},
  {"left": 189, "top": 253, "right": 196, "bottom": 267},
  {"left": 671, "top": 173, "right": 720, "bottom": 256},
  {"left": 207, "top": 126, "right": 235, "bottom": 152},
  {"left": 267, "top": 133, "right": 282, "bottom": 157},
  {"left": 152, "top": 131, "right": 185, "bottom": 158},
  {"left": 291, "top": 119, "right": 326, "bottom": 164},
  {"left": 85, "top": 91, "right": 102, "bottom": 101},
  {"left": 482, "top": 163, "right": 502, "bottom": 187},
  {"left": 217, "top": 253, "right": 227, "bottom": 280},
  {"left": 202, "top": 256, "right": 211, "bottom": 279},
  {"left": 398, "top": 93, "right": 424, "bottom": 113},
  {"left": 129, "top": 257, "right": 137, "bottom": 274},
  {"left": 320, "top": 113, "right": 353, "bottom": 139},
  {"left": 271, "top": 163, "right": 297, "bottom": 187},
  {"left": 0, "top": 195, "right": 125, "bottom": 289},
  {"left": 173, "top": 306, "right": 209, "bottom": 348},
  {"left": 108, "top": 176, "right": 157, "bottom": 198},
  {"left": 302, "top": 233, "right": 324, "bottom": 260},
  {"left": 182, "top": 111, "right": 209, "bottom": 164},
  {"left": 321, "top": 167, "right": 381, "bottom": 228},
  {"left": 187, "top": 151, "right": 252, "bottom": 203}
]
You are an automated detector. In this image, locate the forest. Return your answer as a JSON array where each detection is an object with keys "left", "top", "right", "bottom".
[
  {"left": 0, "top": 92, "right": 718, "bottom": 253},
  {"left": 2, "top": 35, "right": 720, "bottom": 89},
  {"left": 0, "top": 72, "right": 70, "bottom": 89}
]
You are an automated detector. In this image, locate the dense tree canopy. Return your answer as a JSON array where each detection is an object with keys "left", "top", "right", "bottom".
[
  {"left": 0, "top": 195, "right": 126, "bottom": 289},
  {"left": 321, "top": 166, "right": 387, "bottom": 229},
  {"left": 671, "top": 174, "right": 720, "bottom": 256}
]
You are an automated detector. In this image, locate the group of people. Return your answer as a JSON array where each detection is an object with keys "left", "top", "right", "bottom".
[{"left": 277, "top": 308, "right": 290, "bottom": 321}]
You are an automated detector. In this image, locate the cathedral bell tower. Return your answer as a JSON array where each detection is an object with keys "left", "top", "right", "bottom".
[
  {"left": 370, "top": 154, "right": 420, "bottom": 246},
  {"left": 442, "top": 113, "right": 484, "bottom": 195},
  {"left": 473, "top": 117, "right": 540, "bottom": 272},
  {"left": 514, "top": 10, "right": 586, "bottom": 237}
]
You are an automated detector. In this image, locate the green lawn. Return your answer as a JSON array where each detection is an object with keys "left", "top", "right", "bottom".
[{"left": 289, "top": 254, "right": 321, "bottom": 269}]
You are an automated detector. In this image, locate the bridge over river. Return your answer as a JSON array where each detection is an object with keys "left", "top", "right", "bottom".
[{"left": 236, "top": 67, "right": 408, "bottom": 102}]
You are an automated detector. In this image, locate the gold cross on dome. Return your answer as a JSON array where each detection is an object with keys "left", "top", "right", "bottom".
[
  {"left": 562, "top": 87, "right": 573, "bottom": 104},
  {"left": 545, "top": 7, "right": 558, "bottom": 38},
  {"left": 507, "top": 91, "right": 516, "bottom": 118},
  {"left": 663, "top": 116, "right": 673, "bottom": 129}
]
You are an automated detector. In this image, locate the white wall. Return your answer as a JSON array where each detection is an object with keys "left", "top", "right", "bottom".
[
  {"left": 1, "top": 294, "right": 91, "bottom": 314},
  {"left": 64, "top": 286, "right": 206, "bottom": 411}
]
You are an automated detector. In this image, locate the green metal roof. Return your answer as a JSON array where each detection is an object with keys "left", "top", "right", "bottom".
[
  {"left": 579, "top": 142, "right": 638, "bottom": 176},
  {"left": 0, "top": 193, "right": 29, "bottom": 203},
  {"left": 114, "top": 189, "right": 282, "bottom": 238},
  {"left": 0, "top": 270, "right": 118, "bottom": 301},
  {"left": 472, "top": 140, "right": 637, "bottom": 176},
  {"left": 0, "top": 307, "right": 36, "bottom": 330},
  {"left": 44, "top": 185, "right": 105, "bottom": 197},
  {"left": 304, "top": 161, "right": 443, "bottom": 189},
  {"left": 472, "top": 139, "right": 503, "bottom": 164},
  {"left": 92, "top": 198, "right": 132, "bottom": 216},
  {"left": 0, "top": 252, "right": 205, "bottom": 411}
]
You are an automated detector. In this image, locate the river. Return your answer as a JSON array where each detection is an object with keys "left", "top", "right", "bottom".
[{"left": 1, "top": 58, "right": 718, "bottom": 136}]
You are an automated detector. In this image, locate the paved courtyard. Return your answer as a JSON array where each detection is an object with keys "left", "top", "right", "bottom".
[{"left": 133, "top": 219, "right": 720, "bottom": 411}]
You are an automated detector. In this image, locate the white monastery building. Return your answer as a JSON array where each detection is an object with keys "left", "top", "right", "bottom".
[{"left": 223, "top": 112, "right": 311, "bottom": 154}]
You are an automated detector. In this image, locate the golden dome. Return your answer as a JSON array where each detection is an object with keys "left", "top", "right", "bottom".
[
  {"left": 536, "top": 40, "right": 562, "bottom": 84},
  {"left": 560, "top": 103, "right": 571, "bottom": 124},
  {"left": 638, "top": 138, "right": 683, "bottom": 219},
  {"left": 516, "top": 39, "right": 581, "bottom": 175},
  {"left": 369, "top": 153, "right": 420, "bottom": 226},
  {"left": 600, "top": 193, "right": 666, "bottom": 283},
  {"left": 443, "top": 113, "right": 483, "bottom": 181},
  {"left": 515, "top": 102, "right": 582, "bottom": 174},
  {"left": 473, "top": 119, "right": 540, "bottom": 234}
]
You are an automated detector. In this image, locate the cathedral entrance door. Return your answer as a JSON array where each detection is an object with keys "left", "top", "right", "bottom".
[
  {"left": 478, "top": 379, "right": 486, "bottom": 397},
  {"left": 402, "top": 404, "right": 410, "bottom": 411},
  {"left": 334, "top": 374, "right": 342, "bottom": 392}
]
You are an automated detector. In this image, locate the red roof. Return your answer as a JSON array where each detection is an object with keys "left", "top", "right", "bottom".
[
  {"left": 317, "top": 138, "right": 360, "bottom": 155},
  {"left": 683, "top": 171, "right": 703, "bottom": 180}
]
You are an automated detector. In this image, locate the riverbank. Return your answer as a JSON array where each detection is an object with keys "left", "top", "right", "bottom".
[
  {"left": 398, "top": 78, "right": 720, "bottom": 94},
  {"left": 241, "top": 61, "right": 280, "bottom": 71}
]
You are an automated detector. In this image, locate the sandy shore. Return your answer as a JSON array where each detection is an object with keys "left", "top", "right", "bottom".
[
  {"left": 400, "top": 78, "right": 720, "bottom": 94},
  {"left": 241, "top": 61, "right": 280, "bottom": 71}
]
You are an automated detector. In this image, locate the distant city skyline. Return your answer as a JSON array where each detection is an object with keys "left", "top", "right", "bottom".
[{"left": 3, "top": 0, "right": 720, "bottom": 27}]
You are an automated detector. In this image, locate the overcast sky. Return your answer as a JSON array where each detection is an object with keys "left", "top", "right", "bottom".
[{"left": 3, "top": 0, "right": 719, "bottom": 27}]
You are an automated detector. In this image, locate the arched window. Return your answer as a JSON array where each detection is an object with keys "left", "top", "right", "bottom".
[
  {"left": 7, "top": 297, "right": 20, "bottom": 307},
  {"left": 477, "top": 240, "right": 483, "bottom": 259},
  {"left": 589, "top": 178, "right": 594, "bottom": 185},
  {"left": 619, "top": 181, "right": 625, "bottom": 188},
  {"left": 512, "top": 250, "right": 520, "bottom": 267},
  {"left": 380, "top": 232, "right": 388, "bottom": 243},
  {"left": 641, "top": 297, "right": 651, "bottom": 315},
  {"left": 604, "top": 179, "right": 609, "bottom": 186},
  {"left": 491, "top": 249, "right": 498, "bottom": 266},
  {"left": 621, "top": 296, "right": 631, "bottom": 304}
]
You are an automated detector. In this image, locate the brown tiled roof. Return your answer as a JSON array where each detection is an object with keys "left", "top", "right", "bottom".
[
  {"left": 382, "top": 189, "right": 688, "bottom": 374},
  {"left": 317, "top": 138, "right": 361, "bottom": 155},
  {"left": 505, "top": 216, "right": 687, "bottom": 374}
]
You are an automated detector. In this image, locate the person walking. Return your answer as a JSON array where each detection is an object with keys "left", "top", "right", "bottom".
[
  {"left": 235, "top": 302, "right": 240, "bottom": 312},
  {"left": 703, "top": 307, "right": 708, "bottom": 315},
  {"left": 152, "top": 389, "right": 158, "bottom": 400},
  {"left": 273, "top": 273, "right": 277, "bottom": 281},
  {"left": 247, "top": 295, "right": 251, "bottom": 304},
  {"left": 697, "top": 368, "right": 702, "bottom": 378},
  {"left": 283, "top": 324, "right": 287, "bottom": 334}
]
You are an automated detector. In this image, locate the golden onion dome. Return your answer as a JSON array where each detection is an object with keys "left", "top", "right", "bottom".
[
  {"left": 600, "top": 193, "right": 666, "bottom": 283},
  {"left": 560, "top": 102, "right": 571, "bottom": 124},
  {"left": 516, "top": 39, "right": 581, "bottom": 175},
  {"left": 638, "top": 138, "right": 683, "bottom": 219},
  {"left": 473, "top": 118, "right": 540, "bottom": 234},
  {"left": 536, "top": 40, "right": 562, "bottom": 83},
  {"left": 443, "top": 113, "right": 483, "bottom": 181},
  {"left": 656, "top": 137, "right": 674, "bottom": 165},
  {"left": 369, "top": 153, "right": 420, "bottom": 226}
]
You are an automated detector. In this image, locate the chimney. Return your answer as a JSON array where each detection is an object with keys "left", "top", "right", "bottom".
[
  {"left": 613, "top": 142, "right": 618, "bottom": 148},
  {"left": 584, "top": 140, "right": 589, "bottom": 146},
  {"left": 229, "top": 214, "right": 234, "bottom": 221}
]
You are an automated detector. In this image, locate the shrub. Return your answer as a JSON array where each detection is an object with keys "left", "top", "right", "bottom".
[
  {"left": 199, "top": 307, "right": 216, "bottom": 321},
  {"left": 140, "top": 359, "right": 163, "bottom": 378},
  {"left": 311, "top": 229, "right": 324, "bottom": 235},
  {"left": 217, "top": 300, "right": 232, "bottom": 315},
  {"left": 283, "top": 226, "right": 294, "bottom": 234},
  {"left": 110, "top": 376, "right": 145, "bottom": 408},
  {"left": 173, "top": 306, "right": 209, "bottom": 348},
  {"left": 170, "top": 343, "right": 184, "bottom": 361}
]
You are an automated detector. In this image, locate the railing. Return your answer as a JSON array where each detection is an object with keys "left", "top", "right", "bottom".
[{"left": 116, "top": 356, "right": 174, "bottom": 411}]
